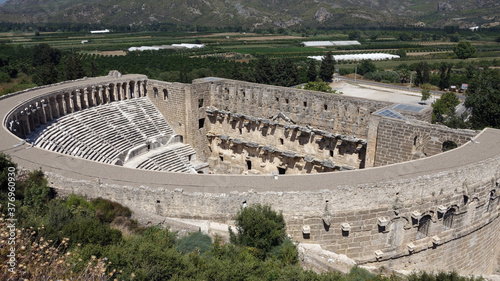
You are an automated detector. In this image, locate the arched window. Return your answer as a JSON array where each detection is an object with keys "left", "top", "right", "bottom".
[
  {"left": 163, "top": 89, "right": 168, "bottom": 100},
  {"left": 416, "top": 215, "right": 431, "bottom": 240},
  {"left": 443, "top": 208, "right": 455, "bottom": 230},
  {"left": 153, "top": 88, "right": 158, "bottom": 99},
  {"left": 442, "top": 140, "right": 458, "bottom": 152}
]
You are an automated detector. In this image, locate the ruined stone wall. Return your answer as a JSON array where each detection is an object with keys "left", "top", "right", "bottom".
[
  {"left": 187, "top": 82, "right": 212, "bottom": 161},
  {"left": 206, "top": 112, "right": 364, "bottom": 174},
  {"left": 200, "top": 79, "right": 391, "bottom": 139},
  {"left": 42, "top": 143, "right": 500, "bottom": 275},
  {"left": 373, "top": 118, "right": 477, "bottom": 167},
  {"left": 3, "top": 75, "right": 497, "bottom": 275},
  {"left": 286, "top": 172, "right": 500, "bottom": 275},
  {"left": 147, "top": 80, "right": 212, "bottom": 161},
  {"left": 146, "top": 80, "right": 188, "bottom": 141}
]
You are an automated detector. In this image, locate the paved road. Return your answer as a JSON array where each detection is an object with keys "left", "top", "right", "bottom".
[{"left": 335, "top": 75, "right": 466, "bottom": 100}]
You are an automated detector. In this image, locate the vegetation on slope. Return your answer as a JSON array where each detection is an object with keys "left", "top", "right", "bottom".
[
  {"left": 0, "top": 0, "right": 499, "bottom": 29},
  {"left": 0, "top": 153, "right": 491, "bottom": 280}
]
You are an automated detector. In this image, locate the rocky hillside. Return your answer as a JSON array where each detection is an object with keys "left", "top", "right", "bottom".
[{"left": 0, "top": 0, "right": 498, "bottom": 29}]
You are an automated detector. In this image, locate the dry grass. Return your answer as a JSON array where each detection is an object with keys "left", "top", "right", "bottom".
[{"left": 0, "top": 208, "right": 109, "bottom": 281}]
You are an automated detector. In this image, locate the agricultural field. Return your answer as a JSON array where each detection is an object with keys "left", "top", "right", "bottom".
[{"left": 0, "top": 27, "right": 499, "bottom": 96}]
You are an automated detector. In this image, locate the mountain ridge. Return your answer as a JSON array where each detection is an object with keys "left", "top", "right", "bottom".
[{"left": 0, "top": 0, "right": 499, "bottom": 29}]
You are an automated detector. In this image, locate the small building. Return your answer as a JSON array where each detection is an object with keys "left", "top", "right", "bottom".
[{"left": 81, "top": 40, "right": 89, "bottom": 44}]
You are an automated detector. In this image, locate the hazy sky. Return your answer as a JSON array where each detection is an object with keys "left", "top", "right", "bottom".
[{"left": 0, "top": 0, "right": 7, "bottom": 4}]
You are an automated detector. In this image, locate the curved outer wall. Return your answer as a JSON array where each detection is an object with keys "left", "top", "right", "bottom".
[{"left": 1, "top": 75, "right": 499, "bottom": 275}]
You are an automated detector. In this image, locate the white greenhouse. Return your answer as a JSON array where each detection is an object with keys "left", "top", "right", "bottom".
[
  {"left": 302, "top": 41, "right": 361, "bottom": 47},
  {"left": 308, "top": 53, "right": 400, "bottom": 61}
]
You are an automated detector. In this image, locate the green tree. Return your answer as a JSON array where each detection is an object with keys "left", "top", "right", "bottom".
[
  {"left": 301, "top": 81, "right": 340, "bottom": 93},
  {"left": 348, "top": 30, "right": 361, "bottom": 40},
  {"left": 230, "top": 62, "right": 243, "bottom": 80},
  {"left": 254, "top": 57, "right": 274, "bottom": 84},
  {"left": 306, "top": 59, "right": 317, "bottom": 82},
  {"left": 319, "top": 51, "right": 335, "bottom": 82},
  {"left": 432, "top": 92, "right": 460, "bottom": 123},
  {"left": 438, "top": 62, "right": 453, "bottom": 90},
  {"left": 396, "top": 49, "right": 407, "bottom": 58},
  {"left": 414, "top": 62, "right": 430, "bottom": 86},
  {"left": 32, "top": 43, "right": 61, "bottom": 67},
  {"left": 88, "top": 59, "right": 99, "bottom": 77},
  {"left": 398, "top": 68, "right": 410, "bottom": 84},
  {"left": 399, "top": 32, "right": 413, "bottom": 41},
  {"left": 32, "top": 63, "right": 58, "bottom": 85},
  {"left": 454, "top": 41, "right": 476, "bottom": 59},
  {"left": 64, "top": 54, "right": 85, "bottom": 80},
  {"left": 274, "top": 58, "right": 299, "bottom": 87},
  {"left": 421, "top": 89, "right": 431, "bottom": 103},
  {"left": 357, "top": 60, "right": 376, "bottom": 75},
  {"left": 229, "top": 204, "right": 287, "bottom": 256},
  {"left": 464, "top": 69, "right": 500, "bottom": 129}
]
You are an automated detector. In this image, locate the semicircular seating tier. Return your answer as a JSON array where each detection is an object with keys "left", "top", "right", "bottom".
[{"left": 29, "top": 97, "right": 198, "bottom": 173}]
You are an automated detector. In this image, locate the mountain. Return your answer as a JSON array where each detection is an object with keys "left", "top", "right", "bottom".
[{"left": 0, "top": 0, "right": 499, "bottom": 29}]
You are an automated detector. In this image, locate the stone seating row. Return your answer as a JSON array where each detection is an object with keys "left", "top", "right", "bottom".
[
  {"left": 31, "top": 97, "right": 176, "bottom": 165},
  {"left": 136, "top": 144, "right": 196, "bottom": 173}
]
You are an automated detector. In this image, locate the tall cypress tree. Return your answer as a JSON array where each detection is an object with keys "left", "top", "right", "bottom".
[
  {"left": 438, "top": 62, "right": 453, "bottom": 90},
  {"left": 254, "top": 57, "right": 274, "bottom": 84},
  {"left": 64, "top": 54, "right": 85, "bottom": 80},
  {"left": 319, "top": 52, "right": 335, "bottom": 82},
  {"left": 306, "top": 59, "right": 317, "bottom": 82}
]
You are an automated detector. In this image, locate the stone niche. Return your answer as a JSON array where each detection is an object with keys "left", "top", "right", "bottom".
[{"left": 205, "top": 109, "right": 366, "bottom": 175}]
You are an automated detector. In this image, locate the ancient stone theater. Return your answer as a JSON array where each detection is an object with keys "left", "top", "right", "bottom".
[{"left": 1, "top": 71, "right": 499, "bottom": 274}]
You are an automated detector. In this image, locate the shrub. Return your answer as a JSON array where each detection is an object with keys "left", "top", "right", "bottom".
[
  {"left": 92, "top": 197, "right": 132, "bottom": 223},
  {"left": 62, "top": 216, "right": 122, "bottom": 246},
  {"left": 22, "top": 169, "right": 53, "bottom": 214},
  {"left": 177, "top": 231, "right": 212, "bottom": 254},
  {"left": 357, "top": 60, "right": 376, "bottom": 75},
  {"left": 229, "top": 204, "right": 287, "bottom": 256},
  {"left": 363, "top": 71, "right": 400, "bottom": 83},
  {"left": 267, "top": 237, "right": 299, "bottom": 265},
  {"left": 0, "top": 71, "right": 11, "bottom": 83},
  {"left": 65, "top": 194, "right": 95, "bottom": 217}
]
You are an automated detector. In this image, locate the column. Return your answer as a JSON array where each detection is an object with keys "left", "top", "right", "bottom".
[
  {"left": 57, "top": 95, "right": 66, "bottom": 116},
  {"left": 134, "top": 82, "right": 139, "bottom": 98},
  {"left": 81, "top": 89, "right": 88, "bottom": 109},
  {"left": 38, "top": 101, "right": 48, "bottom": 124},
  {"left": 106, "top": 86, "right": 112, "bottom": 102},
  {"left": 50, "top": 96, "right": 59, "bottom": 119},
  {"left": 71, "top": 93, "right": 80, "bottom": 112},
  {"left": 30, "top": 105, "right": 40, "bottom": 128},
  {"left": 19, "top": 113, "right": 30, "bottom": 137},
  {"left": 110, "top": 85, "right": 116, "bottom": 102},
  {"left": 95, "top": 87, "right": 102, "bottom": 105},
  {"left": 137, "top": 81, "right": 142, "bottom": 97},
  {"left": 88, "top": 88, "right": 95, "bottom": 108},
  {"left": 64, "top": 93, "right": 73, "bottom": 114},
  {"left": 43, "top": 99, "right": 53, "bottom": 122},
  {"left": 100, "top": 85, "right": 107, "bottom": 104},
  {"left": 26, "top": 108, "right": 35, "bottom": 133}
]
